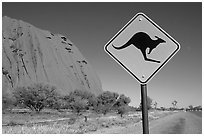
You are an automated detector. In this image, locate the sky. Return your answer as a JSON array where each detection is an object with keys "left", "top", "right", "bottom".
[{"left": 2, "top": 2, "right": 202, "bottom": 108}]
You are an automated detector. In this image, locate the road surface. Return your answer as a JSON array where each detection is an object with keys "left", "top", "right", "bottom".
[
  {"left": 149, "top": 111, "right": 202, "bottom": 134},
  {"left": 90, "top": 111, "right": 202, "bottom": 134}
]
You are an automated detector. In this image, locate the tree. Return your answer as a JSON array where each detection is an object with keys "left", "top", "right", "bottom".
[
  {"left": 70, "top": 90, "right": 97, "bottom": 110},
  {"left": 49, "top": 95, "right": 65, "bottom": 111},
  {"left": 13, "top": 83, "right": 59, "bottom": 113},
  {"left": 160, "top": 107, "right": 166, "bottom": 111},
  {"left": 95, "top": 91, "right": 119, "bottom": 115},
  {"left": 117, "top": 106, "right": 130, "bottom": 117},
  {"left": 153, "top": 101, "right": 158, "bottom": 110},
  {"left": 69, "top": 96, "right": 88, "bottom": 116},
  {"left": 116, "top": 94, "right": 131, "bottom": 106},
  {"left": 194, "top": 105, "right": 202, "bottom": 111},
  {"left": 172, "top": 100, "right": 178, "bottom": 110},
  {"left": 188, "top": 105, "right": 194, "bottom": 111},
  {"left": 147, "top": 96, "right": 153, "bottom": 110},
  {"left": 66, "top": 90, "right": 97, "bottom": 112},
  {"left": 113, "top": 94, "right": 131, "bottom": 117},
  {"left": 62, "top": 90, "right": 94, "bottom": 122},
  {"left": 139, "top": 96, "right": 153, "bottom": 110}
]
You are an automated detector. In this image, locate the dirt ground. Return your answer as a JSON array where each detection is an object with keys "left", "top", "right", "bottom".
[
  {"left": 88, "top": 111, "right": 202, "bottom": 134},
  {"left": 2, "top": 110, "right": 201, "bottom": 134}
]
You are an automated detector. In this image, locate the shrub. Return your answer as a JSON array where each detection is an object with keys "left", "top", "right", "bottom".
[
  {"left": 69, "top": 90, "right": 97, "bottom": 110},
  {"left": 61, "top": 90, "right": 90, "bottom": 117},
  {"left": 95, "top": 91, "right": 119, "bottom": 115},
  {"left": 51, "top": 96, "right": 66, "bottom": 111},
  {"left": 113, "top": 94, "right": 131, "bottom": 117},
  {"left": 13, "top": 83, "right": 59, "bottom": 113},
  {"left": 139, "top": 96, "right": 153, "bottom": 110},
  {"left": 116, "top": 105, "right": 130, "bottom": 117},
  {"left": 2, "top": 95, "right": 15, "bottom": 112},
  {"left": 70, "top": 96, "right": 88, "bottom": 115}
]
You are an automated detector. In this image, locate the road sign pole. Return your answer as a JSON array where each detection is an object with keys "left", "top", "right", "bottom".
[{"left": 141, "top": 84, "right": 149, "bottom": 134}]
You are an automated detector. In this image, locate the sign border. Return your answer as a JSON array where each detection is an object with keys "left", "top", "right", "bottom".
[{"left": 104, "top": 12, "right": 180, "bottom": 84}]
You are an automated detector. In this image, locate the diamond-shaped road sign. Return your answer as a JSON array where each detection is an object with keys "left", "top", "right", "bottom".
[{"left": 104, "top": 13, "right": 180, "bottom": 84}]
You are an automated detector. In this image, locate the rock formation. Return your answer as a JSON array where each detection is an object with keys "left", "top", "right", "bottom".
[{"left": 2, "top": 16, "right": 102, "bottom": 96}]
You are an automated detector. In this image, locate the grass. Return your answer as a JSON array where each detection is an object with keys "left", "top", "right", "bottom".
[
  {"left": 2, "top": 108, "right": 72, "bottom": 125},
  {"left": 2, "top": 108, "right": 175, "bottom": 134}
]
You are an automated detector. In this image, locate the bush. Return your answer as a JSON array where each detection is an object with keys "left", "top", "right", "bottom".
[
  {"left": 69, "top": 96, "right": 88, "bottom": 115},
  {"left": 69, "top": 90, "right": 97, "bottom": 110},
  {"left": 13, "top": 83, "right": 59, "bottom": 113},
  {"left": 113, "top": 94, "right": 131, "bottom": 117},
  {"left": 95, "top": 91, "right": 119, "bottom": 115},
  {"left": 139, "top": 96, "right": 153, "bottom": 110},
  {"left": 2, "top": 95, "right": 15, "bottom": 112},
  {"left": 117, "top": 106, "right": 130, "bottom": 117},
  {"left": 51, "top": 96, "right": 66, "bottom": 111},
  {"left": 60, "top": 90, "right": 92, "bottom": 117}
]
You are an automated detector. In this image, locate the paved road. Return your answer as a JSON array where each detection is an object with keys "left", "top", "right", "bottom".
[
  {"left": 190, "top": 111, "right": 202, "bottom": 117},
  {"left": 149, "top": 111, "right": 202, "bottom": 134}
]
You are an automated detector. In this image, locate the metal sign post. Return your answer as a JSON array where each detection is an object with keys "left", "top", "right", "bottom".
[{"left": 141, "top": 84, "right": 149, "bottom": 134}]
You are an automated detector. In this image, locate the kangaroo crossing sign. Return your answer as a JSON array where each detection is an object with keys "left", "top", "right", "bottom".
[{"left": 104, "top": 13, "right": 180, "bottom": 84}]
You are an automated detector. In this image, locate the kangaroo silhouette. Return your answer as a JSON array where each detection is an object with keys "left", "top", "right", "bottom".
[{"left": 112, "top": 32, "right": 166, "bottom": 63}]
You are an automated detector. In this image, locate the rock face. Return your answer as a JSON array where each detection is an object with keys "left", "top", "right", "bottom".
[{"left": 2, "top": 16, "right": 102, "bottom": 96}]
